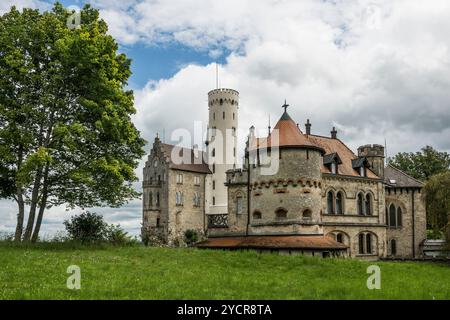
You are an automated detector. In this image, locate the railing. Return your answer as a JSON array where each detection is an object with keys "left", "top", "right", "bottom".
[{"left": 207, "top": 214, "right": 228, "bottom": 228}]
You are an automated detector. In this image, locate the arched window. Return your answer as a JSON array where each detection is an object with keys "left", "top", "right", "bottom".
[
  {"left": 336, "top": 192, "right": 344, "bottom": 215},
  {"left": 397, "top": 207, "right": 402, "bottom": 227},
  {"left": 336, "top": 233, "right": 343, "bottom": 243},
  {"left": 358, "top": 233, "right": 364, "bottom": 254},
  {"left": 366, "top": 233, "right": 372, "bottom": 254},
  {"left": 365, "top": 194, "right": 372, "bottom": 215},
  {"left": 390, "top": 239, "right": 397, "bottom": 255},
  {"left": 302, "top": 209, "right": 312, "bottom": 219},
  {"left": 358, "top": 232, "right": 374, "bottom": 255},
  {"left": 327, "top": 191, "right": 335, "bottom": 214},
  {"left": 385, "top": 206, "right": 389, "bottom": 226},
  {"left": 220, "top": 98, "right": 223, "bottom": 105},
  {"left": 253, "top": 211, "right": 262, "bottom": 220},
  {"left": 236, "top": 196, "right": 243, "bottom": 214},
  {"left": 389, "top": 204, "right": 396, "bottom": 227},
  {"left": 357, "top": 193, "right": 364, "bottom": 215},
  {"left": 156, "top": 192, "right": 160, "bottom": 206},
  {"left": 275, "top": 208, "right": 287, "bottom": 219}
]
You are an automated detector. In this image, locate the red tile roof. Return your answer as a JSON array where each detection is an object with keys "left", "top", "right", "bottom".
[{"left": 196, "top": 235, "right": 348, "bottom": 250}]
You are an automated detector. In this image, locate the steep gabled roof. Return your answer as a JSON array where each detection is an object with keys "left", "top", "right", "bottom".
[
  {"left": 160, "top": 143, "right": 211, "bottom": 174},
  {"left": 384, "top": 165, "right": 424, "bottom": 188}
]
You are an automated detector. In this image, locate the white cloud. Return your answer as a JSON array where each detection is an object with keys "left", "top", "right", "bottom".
[
  {"left": 2, "top": 0, "right": 450, "bottom": 237},
  {"left": 0, "top": 0, "right": 50, "bottom": 14}
]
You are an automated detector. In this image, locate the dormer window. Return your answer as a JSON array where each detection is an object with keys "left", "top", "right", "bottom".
[
  {"left": 352, "top": 156, "right": 368, "bottom": 177},
  {"left": 359, "top": 166, "right": 365, "bottom": 177},
  {"left": 331, "top": 162, "right": 337, "bottom": 174},
  {"left": 323, "top": 152, "right": 342, "bottom": 175}
]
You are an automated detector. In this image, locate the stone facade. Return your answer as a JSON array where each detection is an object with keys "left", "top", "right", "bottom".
[{"left": 142, "top": 88, "right": 427, "bottom": 259}]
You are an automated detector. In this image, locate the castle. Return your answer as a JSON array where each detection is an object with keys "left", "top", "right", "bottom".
[{"left": 142, "top": 88, "right": 426, "bottom": 259}]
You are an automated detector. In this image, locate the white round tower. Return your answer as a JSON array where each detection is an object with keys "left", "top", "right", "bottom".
[{"left": 205, "top": 88, "right": 239, "bottom": 215}]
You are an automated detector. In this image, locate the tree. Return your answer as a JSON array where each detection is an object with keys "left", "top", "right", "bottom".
[
  {"left": 64, "top": 211, "right": 107, "bottom": 243},
  {"left": 0, "top": 3, "right": 146, "bottom": 242},
  {"left": 423, "top": 172, "right": 450, "bottom": 240},
  {"left": 388, "top": 146, "right": 450, "bottom": 181}
]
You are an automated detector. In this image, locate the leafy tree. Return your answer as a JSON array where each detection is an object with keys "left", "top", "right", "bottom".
[
  {"left": 63, "top": 211, "right": 107, "bottom": 243},
  {"left": 184, "top": 229, "right": 199, "bottom": 246},
  {"left": 388, "top": 146, "right": 450, "bottom": 181},
  {"left": 423, "top": 172, "right": 450, "bottom": 241},
  {"left": 0, "top": 3, "right": 145, "bottom": 242}
]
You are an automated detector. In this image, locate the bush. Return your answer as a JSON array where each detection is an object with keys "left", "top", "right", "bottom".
[
  {"left": 63, "top": 211, "right": 108, "bottom": 243},
  {"left": 184, "top": 229, "right": 199, "bottom": 246},
  {"left": 105, "top": 224, "right": 136, "bottom": 246}
]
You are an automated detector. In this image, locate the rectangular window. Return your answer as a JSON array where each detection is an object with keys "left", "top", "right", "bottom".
[
  {"left": 176, "top": 174, "right": 183, "bottom": 184},
  {"left": 194, "top": 176, "right": 200, "bottom": 186},
  {"left": 223, "top": 112, "right": 225, "bottom": 119},
  {"left": 331, "top": 162, "right": 337, "bottom": 174},
  {"left": 212, "top": 196, "right": 216, "bottom": 205},
  {"left": 212, "top": 180, "right": 216, "bottom": 190},
  {"left": 359, "top": 166, "right": 365, "bottom": 177}
]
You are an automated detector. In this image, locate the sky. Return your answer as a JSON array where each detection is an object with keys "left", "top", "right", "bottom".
[{"left": 1, "top": 0, "right": 450, "bottom": 238}]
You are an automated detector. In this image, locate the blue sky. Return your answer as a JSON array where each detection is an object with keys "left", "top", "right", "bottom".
[{"left": 1, "top": 0, "right": 450, "bottom": 238}]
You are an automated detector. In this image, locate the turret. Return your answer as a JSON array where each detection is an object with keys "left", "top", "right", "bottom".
[
  {"left": 205, "top": 88, "right": 239, "bottom": 215},
  {"left": 357, "top": 144, "right": 385, "bottom": 178}
]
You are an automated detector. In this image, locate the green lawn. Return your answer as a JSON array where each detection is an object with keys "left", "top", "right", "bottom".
[{"left": 0, "top": 243, "right": 449, "bottom": 299}]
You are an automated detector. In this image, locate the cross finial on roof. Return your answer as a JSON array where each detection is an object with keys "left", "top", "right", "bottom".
[{"left": 282, "top": 99, "right": 289, "bottom": 113}]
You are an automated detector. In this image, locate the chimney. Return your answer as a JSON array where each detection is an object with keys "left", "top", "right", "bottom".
[
  {"left": 331, "top": 126, "right": 337, "bottom": 139},
  {"left": 305, "top": 119, "right": 311, "bottom": 135},
  {"left": 193, "top": 144, "right": 199, "bottom": 157}
]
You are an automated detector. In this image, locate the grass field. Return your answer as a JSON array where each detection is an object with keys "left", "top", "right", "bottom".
[{"left": 0, "top": 243, "right": 449, "bottom": 299}]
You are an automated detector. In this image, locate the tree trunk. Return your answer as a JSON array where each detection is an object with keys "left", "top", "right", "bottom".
[
  {"left": 31, "top": 163, "right": 50, "bottom": 243},
  {"left": 14, "top": 186, "right": 25, "bottom": 242},
  {"left": 23, "top": 167, "right": 43, "bottom": 241}
]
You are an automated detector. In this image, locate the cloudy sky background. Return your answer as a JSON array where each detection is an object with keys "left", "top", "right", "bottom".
[{"left": 1, "top": 0, "right": 450, "bottom": 238}]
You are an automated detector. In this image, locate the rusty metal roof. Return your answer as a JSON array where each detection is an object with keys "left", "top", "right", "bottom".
[{"left": 196, "top": 235, "right": 348, "bottom": 250}]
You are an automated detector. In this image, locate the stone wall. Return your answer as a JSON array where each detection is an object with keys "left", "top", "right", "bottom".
[{"left": 385, "top": 187, "right": 426, "bottom": 258}]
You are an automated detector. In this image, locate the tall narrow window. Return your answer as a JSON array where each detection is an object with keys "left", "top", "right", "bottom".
[
  {"left": 336, "top": 233, "right": 343, "bottom": 243},
  {"left": 331, "top": 162, "right": 337, "bottom": 174},
  {"left": 391, "top": 239, "right": 397, "bottom": 255},
  {"left": 336, "top": 192, "right": 343, "bottom": 215},
  {"left": 366, "top": 233, "right": 372, "bottom": 254},
  {"left": 358, "top": 233, "right": 364, "bottom": 254},
  {"left": 385, "top": 206, "right": 389, "bottom": 226},
  {"left": 327, "top": 191, "right": 335, "bottom": 214},
  {"left": 156, "top": 192, "right": 160, "bottom": 207},
  {"left": 212, "top": 164, "right": 215, "bottom": 173},
  {"left": 223, "top": 111, "right": 225, "bottom": 119},
  {"left": 213, "top": 112, "right": 215, "bottom": 120},
  {"left": 389, "top": 204, "right": 396, "bottom": 227},
  {"left": 357, "top": 193, "right": 364, "bottom": 215},
  {"left": 236, "top": 196, "right": 243, "bottom": 214},
  {"left": 212, "top": 180, "right": 216, "bottom": 190},
  {"left": 365, "top": 194, "right": 372, "bottom": 215},
  {"left": 359, "top": 166, "right": 365, "bottom": 177},
  {"left": 212, "top": 196, "right": 215, "bottom": 205},
  {"left": 233, "top": 113, "right": 235, "bottom": 120},
  {"left": 397, "top": 207, "right": 402, "bottom": 227},
  {"left": 148, "top": 192, "right": 152, "bottom": 208}
]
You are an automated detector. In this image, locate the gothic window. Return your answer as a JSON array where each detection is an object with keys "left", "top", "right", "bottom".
[
  {"left": 390, "top": 239, "right": 397, "bottom": 256},
  {"left": 358, "top": 232, "right": 374, "bottom": 254},
  {"left": 302, "top": 209, "right": 312, "bottom": 219},
  {"left": 253, "top": 211, "right": 262, "bottom": 220},
  {"left": 365, "top": 193, "right": 372, "bottom": 215},
  {"left": 389, "top": 204, "right": 396, "bottom": 227},
  {"left": 385, "top": 206, "right": 389, "bottom": 226},
  {"left": 358, "top": 233, "right": 364, "bottom": 254},
  {"left": 397, "top": 207, "right": 402, "bottom": 227},
  {"left": 336, "top": 192, "right": 344, "bottom": 214},
  {"left": 357, "top": 193, "right": 364, "bottom": 215},
  {"left": 327, "top": 191, "right": 335, "bottom": 214},
  {"left": 220, "top": 99, "right": 223, "bottom": 105},
  {"left": 366, "top": 233, "right": 372, "bottom": 254},
  {"left": 236, "top": 196, "right": 243, "bottom": 214},
  {"left": 275, "top": 208, "right": 287, "bottom": 219}
]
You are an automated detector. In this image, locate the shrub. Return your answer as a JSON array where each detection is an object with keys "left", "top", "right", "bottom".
[
  {"left": 184, "top": 229, "right": 199, "bottom": 246},
  {"left": 63, "top": 212, "right": 108, "bottom": 243},
  {"left": 105, "top": 224, "right": 136, "bottom": 246}
]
